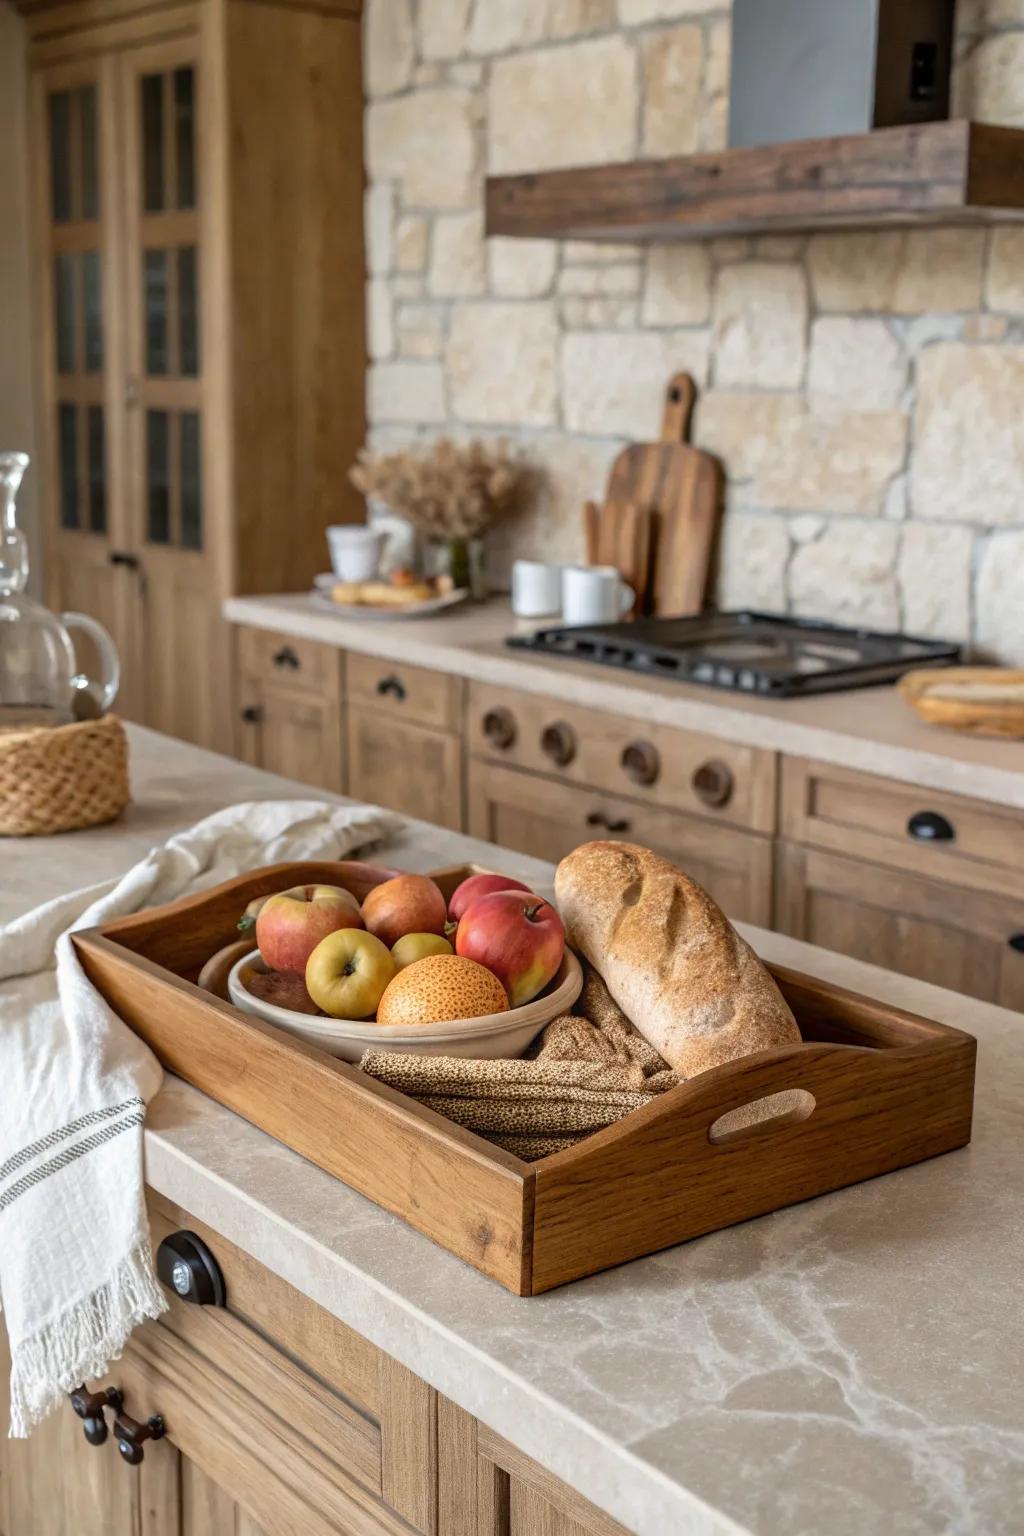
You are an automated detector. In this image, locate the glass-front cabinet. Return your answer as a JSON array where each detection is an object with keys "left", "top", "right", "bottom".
[{"left": 34, "top": 37, "right": 219, "bottom": 745}]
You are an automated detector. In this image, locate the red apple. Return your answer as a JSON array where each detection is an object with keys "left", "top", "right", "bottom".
[
  {"left": 255, "top": 884, "right": 363, "bottom": 974},
  {"left": 361, "top": 873, "right": 447, "bottom": 948},
  {"left": 455, "top": 891, "right": 565, "bottom": 1007},
  {"left": 447, "top": 872, "right": 535, "bottom": 923}
]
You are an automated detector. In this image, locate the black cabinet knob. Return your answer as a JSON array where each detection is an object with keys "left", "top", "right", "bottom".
[
  {"left": 156, "top": 1231, "right": 226, "bottom": 1307},
  {"left": 240, "top": 705, "right": 263, "bottom": 724},
  {"left": 1009, "top": 934, "right": 1024, "bottom": 954},
  {"left": 907, "top": 810, "right": 955, "bottom": 843},
  {"left": 272, "top": 645, "right": 300, "bottom": 671}
]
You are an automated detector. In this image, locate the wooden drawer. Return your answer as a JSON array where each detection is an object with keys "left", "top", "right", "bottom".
[
  {"left": 781, "top": 758, "right": 1024, "bottom": 900},
  {"left": 777, "top": 843, "right": 1024, "bottom": 1011},
  {"left": 113, "top": 1196, "right": 437, "bottom": 1536},
  {"left": 348, "top": 706, "right": 463, "bottom": 830},
  {"left": 236, "top": 625, "right": 341, "bottom": 697},
  {"left": 468, "top": 759, "right": 773, "bottom": 925},
  {"left": 467, "top": 682, "right": 776, "bottom": 833},
  {"left": 348, "top": 652, "right": 461, "bottom": 732}
]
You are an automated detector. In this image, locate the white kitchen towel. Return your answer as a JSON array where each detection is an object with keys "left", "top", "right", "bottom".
[{"left": 0, "top": 797, "right": 401, "bottom": 1437}]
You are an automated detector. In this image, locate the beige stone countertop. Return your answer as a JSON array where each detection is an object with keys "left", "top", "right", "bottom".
[
  {"left": 6, "top": 727, "right": 1023, "bottom": 1534},
  {"left": 224, "top": 594, "right": 1024, "bottom": 811}
]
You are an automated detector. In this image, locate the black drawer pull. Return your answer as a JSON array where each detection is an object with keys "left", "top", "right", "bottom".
[
  {"left": 1009, "top": 934, "right": 1024, "bottom": 954},
  {"left": 586, "top": 811, "right": 631, "bottom": 835},
  {"left": 108, "top": 549, "right": 140, "bottom": 571},
  {"left": 114, "top": 1406, "right": 165, "bottom": 1465},
  {"left": 240, "top": 705, "right": 263, "bottom": 724},
  {"left": 907, "top": 810, "right": 955, "bottom": 843},
  {"left": 157, "top": 1231, "right": 226, "bottom": 1307},
  {"left": 272, "top": 645, "right": 300, "bottom": 671},
  {"left": 376, "top": 675, "right": 407, "bottom": 701},
  {"left": 69, "top": 1385, "right": 123, "bottom": 1447}
]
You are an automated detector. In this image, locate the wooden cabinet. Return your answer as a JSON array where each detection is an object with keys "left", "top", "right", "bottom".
[
  {"left": 236, "top": 626, "right": 343, "bottom": 790},
  {"left": 468, "top": 760, "right": 773, "bottom": 926},
  {"left": 1, "top": 1194, "right": 628, "bottom": 1536},
  {"left": 779, "top": 759, "right": 1024, "bottom": 1008},
  {"left": 467, "top": 682, "right": 776, "bottom": 833},
  {"left": 347, "top": 658, "right": 465, "bottom": 830},
  {"left": 21, "top": 0, "right": 367, "bottom": 751}
]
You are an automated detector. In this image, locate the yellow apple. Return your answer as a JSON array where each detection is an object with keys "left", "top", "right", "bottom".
[
  {"left": 391, "top": 932, "right": 453, "bottom": 971},
  {"left": 305, "top": 929, "right": 395, "bottom": 1020}
]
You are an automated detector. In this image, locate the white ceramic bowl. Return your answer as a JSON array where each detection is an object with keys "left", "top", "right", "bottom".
[
  {"left": 227, "top": 950, "right": 583, "bottom": 1063},
  {"left": 326, "top": 525, "right": 386, "bottom": 582}
]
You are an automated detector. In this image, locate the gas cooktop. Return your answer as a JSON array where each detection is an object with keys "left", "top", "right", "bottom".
[{"left": 507, "top": 612, "right": 960, "bottom": 698}]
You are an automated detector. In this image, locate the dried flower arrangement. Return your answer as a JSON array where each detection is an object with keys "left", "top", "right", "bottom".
[{"left": 349, "top": 438, "right": 531, "bottom": 542}]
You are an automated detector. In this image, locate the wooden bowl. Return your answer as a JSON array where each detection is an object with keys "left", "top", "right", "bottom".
[{"left": 227, "top": 949, "right": 584, "bottom": 1062}]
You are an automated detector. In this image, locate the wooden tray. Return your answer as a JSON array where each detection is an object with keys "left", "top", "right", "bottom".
[{"left": 73, "top": 860, "right": 977, "bottom": 1295}]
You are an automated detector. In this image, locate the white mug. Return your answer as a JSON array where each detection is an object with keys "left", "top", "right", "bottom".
[
  {"left": 327, "top": 525, "right": 386, "bottom": 582},
  {"left": 561, "top": 565, "right": 634, "bottom": 626},
  {"left": 511, "top": 559, "right": 562, "bottom": 618}
]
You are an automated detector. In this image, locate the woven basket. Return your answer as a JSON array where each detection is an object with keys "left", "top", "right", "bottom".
[{"left": 0, "top": 714, "right": 130, "bottom": 836}]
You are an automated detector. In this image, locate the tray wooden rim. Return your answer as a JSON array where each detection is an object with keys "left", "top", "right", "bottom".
[{"left": 72, "top": 858, "right": 978, "bottom": 1294}]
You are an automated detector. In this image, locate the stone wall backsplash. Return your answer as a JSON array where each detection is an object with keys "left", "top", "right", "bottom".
[{"left": 363, "top": 0, "right": 1024, "bottom": 662}]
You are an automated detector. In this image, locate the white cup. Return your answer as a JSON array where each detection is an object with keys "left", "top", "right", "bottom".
[
  {"left": 561, "top": 565, "right": 634, "bottom": 627},
  {"left": 511, "top": 559, "right": 563, "bottom": 618},
  {"left": 327, "top": 525, "right": 386, "bottom": 582}
]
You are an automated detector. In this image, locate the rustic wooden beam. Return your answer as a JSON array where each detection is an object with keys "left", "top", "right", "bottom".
[{"left": 486, "top": 120, "right": 1024, "bottom": 243}]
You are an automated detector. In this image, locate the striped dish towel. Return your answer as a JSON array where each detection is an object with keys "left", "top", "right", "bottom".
[{"left": 0, "top": 797, "right": 400, "bottom": 1437}]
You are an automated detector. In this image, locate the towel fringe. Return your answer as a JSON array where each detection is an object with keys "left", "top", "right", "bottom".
[{"left": 8, "top": 1241, "right": 168, "bottom": 1439}]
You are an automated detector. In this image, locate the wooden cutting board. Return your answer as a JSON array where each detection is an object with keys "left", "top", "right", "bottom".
[
  {"left": 582, "top": 499, "right": 651, "bottom": 617},
  {"left": 604, "top": 373, "right": 721, "bottom": 616}
]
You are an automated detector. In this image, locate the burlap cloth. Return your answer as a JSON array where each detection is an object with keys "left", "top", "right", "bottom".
[{"left": 360, "top": 969, "right": 680, "bottom": 1160}]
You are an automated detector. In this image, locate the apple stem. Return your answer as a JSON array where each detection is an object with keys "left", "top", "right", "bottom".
[
  {"left": 525, "top": 903, "right": 546, "bottom": 923},
  {"left": 237, "top": 913, "right": 256, "bottom": 933}
]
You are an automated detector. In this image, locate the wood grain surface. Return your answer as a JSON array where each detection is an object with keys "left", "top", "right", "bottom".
[{"left": 77, "top": 863, "right": 976, "bottom": 1296}]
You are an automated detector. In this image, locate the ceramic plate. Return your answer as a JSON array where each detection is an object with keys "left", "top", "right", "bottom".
[
  {"left": 311, "top": 574, "right": 470, "bottom": 620},
  {"left": 227, "top": 949, "right": 583, "bottom": 1063}
]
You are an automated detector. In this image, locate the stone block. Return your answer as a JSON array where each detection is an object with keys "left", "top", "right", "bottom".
[
  {"left": 807, "top": 318, "right": 907, "bottom": 409},
  {"left": 395, "top": 216, "right": 429, "bottom": 274},
  {"left": 641, "top": 25, "right": 704, "bottom": 156},
  {"left": 809, "top": 230, "right": 986, "bottom": 314},
  {"left": 618, "top": 0, "right": 726, "bottom": 20},
  {"left": 367, "top": 278, "right": 394, "bottom": 360},
  {"left": 419, "top": 0, "right": 473, "bottom": 60},
  {"left": 364, "top": 0, "right": 415, "bottom": 97},
  {"left": 715, "top": 512, "right": 790, "bottom": 610},
  {"left": 562, "top": 329, "right": 710, "bottom": 437},
  {"left": 976, "top": 530, "right": 1024, "bottom": 663},
  {"left": 642, "top": 244, "right": 712, "bottom": 325},
  {"left": 447, "top": 302, "right": 560, "bottom": 425},
  {"left": 368, "top": 361, "right": 446, "bottom": 424},
  {"left": 365, "top": 183, "right": 394, "bottom": 276},
  {"left": 397, "top": 305, "right": 447, "bottom": 360},
  {"left": 712, "top": 261, "right": 808, "bottom": 389},
  {"left": 367, "top": 89, "right": 478, "bottom": 208},
  {"left": 912, "top": 345, "right": 1024, "bottom": 525},
  {"left": 986, "top": 228, "right": 1024, "bottom": 313},
  {"left": 488, "top": 238, "right": 558, "bottom": 298},
  {"left": 957, "top": 32, "right": 1024, "bottom": 123},
  {"left": 790, "top": 521, "right": 901, "bottom": 630},
  {"left": 429, "top": 211, "right": 486, "bottom": 297},
  {"left": 898, "top": 522, "right": 973, "bottom": 641},
  {"left": 488, "top": 37, "right": 638, "bottom": 175}
]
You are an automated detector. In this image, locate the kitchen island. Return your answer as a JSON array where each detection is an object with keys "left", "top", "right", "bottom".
[{"left": 3, "top": 727, "right": 1023, "bottom": 1536}]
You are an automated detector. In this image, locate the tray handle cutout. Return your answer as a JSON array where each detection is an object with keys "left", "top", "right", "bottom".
[{"left": 708, "top": 1088, "right": 816, "bottom": 1146}]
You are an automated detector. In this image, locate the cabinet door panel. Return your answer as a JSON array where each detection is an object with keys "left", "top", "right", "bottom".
[
  {"left": 348, "top": 709, "right": 463, "bottom": 831},
  {"left": 468, "top": 760, "right": 772, "bottom": 925},
  {"left": 776, "top": 843, "right": 1024, "bottom": 1004}
]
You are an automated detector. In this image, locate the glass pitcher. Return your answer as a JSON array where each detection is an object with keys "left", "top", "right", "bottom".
[{"left": 0, "top": 451, "right": 120, "bottom": 729}]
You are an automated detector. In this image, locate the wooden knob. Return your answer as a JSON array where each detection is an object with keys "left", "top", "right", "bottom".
[
  {"left": 541, "top": 721, "right": 576, "bottom": 768},
  {"left": 482, "top": 707, "right": 516, "bottom": 749},
  {"left": 692, "top": 759, "right": 733, "bottom": 808},
  {"left": 621, "top": 740, "right": 660, "bottom": 786}
]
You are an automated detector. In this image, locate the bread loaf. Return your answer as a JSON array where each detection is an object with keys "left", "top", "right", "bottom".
[{"left": 554, "top": 842, "right": 800, "bottom": 1075}]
